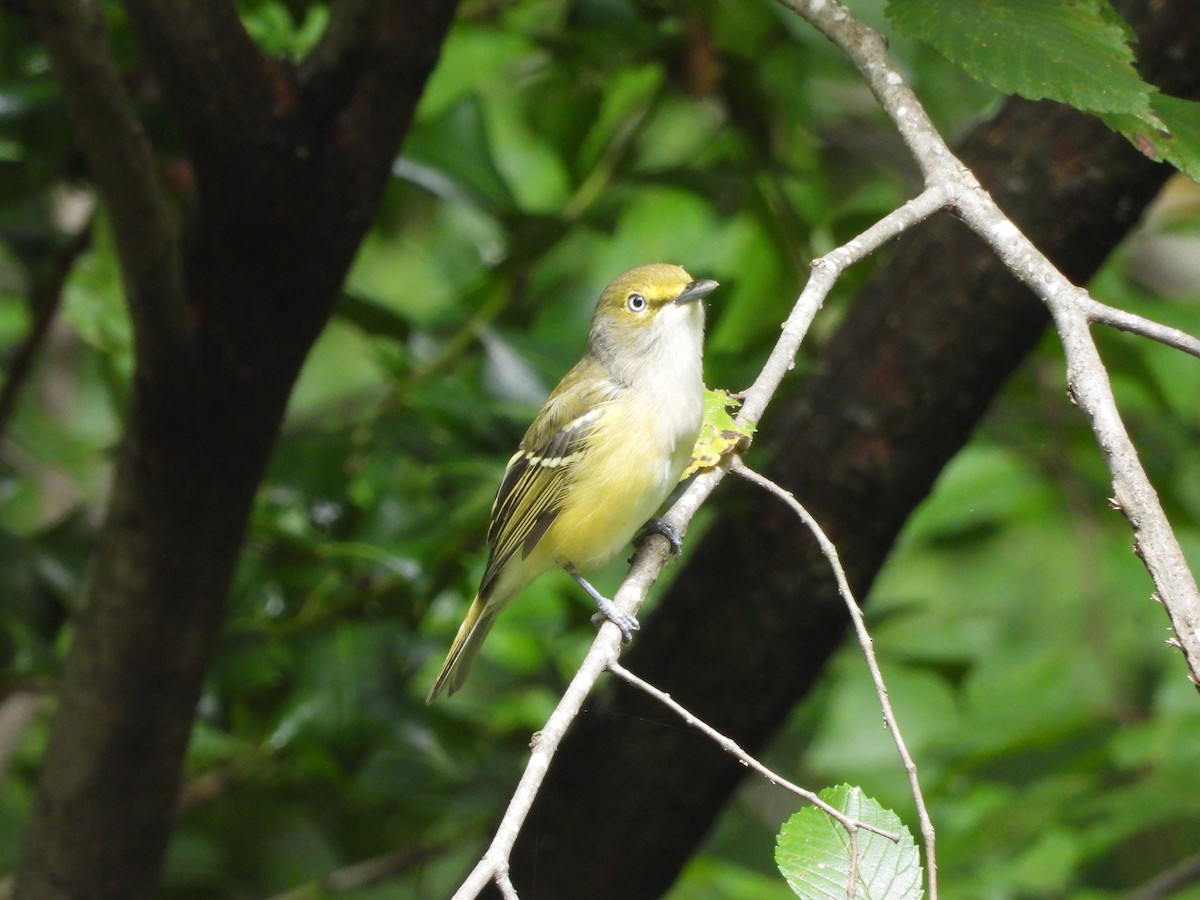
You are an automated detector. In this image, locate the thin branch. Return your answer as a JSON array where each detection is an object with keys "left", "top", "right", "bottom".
[
  {"left": 451, "top": 616, "right": 624, "bottom": 898},
  {"left": 780, "top": 0, "right": 1200, "bottom": 688},
  {"left": 0, "top": 219, "right": 91, "bottom": 442},
  {"left": 1124, "top": 849, "right": 1200, "bottom": 900},
  {"left": 496, "top": 870, "right": 520, "bottom": 900},
  {"left": 0, "top": 298, "right": 60, "bottom": 442},
  {"left": 608, "top": 662, "right": 901, "bottom": 843},
  {"left": 730, "top": 457, "right": 938, "bottom": 899},
  {"left": 848, "top": 828, "right": 859, "bottom": 900},
  {"left": 1057, "top": 298, "right": 1200, "bottom": 684},
  {"left": 31, "top": 0, "right": 191, "bottom": 379},
  {"left": 1082, "top": 297, "right": 1200, "bottom": 359}
]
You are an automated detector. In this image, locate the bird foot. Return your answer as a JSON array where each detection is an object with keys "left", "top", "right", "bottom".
[
  {"left": 569, "top": 566, "right": 639, "bottom": 643},
  {"left": 590, "top": 598, "right": 639, "bottom": 643},
  {"left": 637, "top": 517, "right": 683, "bottom": 556}
]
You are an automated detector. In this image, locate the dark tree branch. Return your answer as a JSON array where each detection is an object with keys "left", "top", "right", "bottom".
[
  {"left": 504, "top": 0, "right": 1200, "bottom": 897},
  {"left": 313, "top": 0, "right": 461, "bottom": 235},
  {"left": 0, "top": 222, "right": 91, "bottom": 442},
  {"left": 119, "top": 0, "right": 284, "bottom": 182},
  {"left": 13, "top": 2, "right": 459, "bottom": 897},
  {"left": 29, "top": 0, "right": 191, "bottom": 379}
]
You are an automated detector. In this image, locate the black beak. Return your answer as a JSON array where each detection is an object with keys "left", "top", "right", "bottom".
[{"left": 674, "top": 278, "right": 719, "bottom": 304}]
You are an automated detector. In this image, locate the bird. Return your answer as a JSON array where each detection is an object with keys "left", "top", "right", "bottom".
[{"left": 426, "top": 263, "right": 717, "bottom": 701}]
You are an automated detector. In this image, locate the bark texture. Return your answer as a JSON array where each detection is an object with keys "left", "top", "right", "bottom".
[
  {"left": 505, "top": 1, "right": 1200, "bottom": 897},
  {"left": 15, "top": 2, "right": 458, "bottom": 897}
]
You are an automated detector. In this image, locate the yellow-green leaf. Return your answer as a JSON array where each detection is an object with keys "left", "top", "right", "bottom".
[{"left": 681, "top": 389, "right": 756, "bottom": 480}]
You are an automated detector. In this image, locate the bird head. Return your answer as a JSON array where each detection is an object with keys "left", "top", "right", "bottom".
[{"left": 587, "top": 264, "right": 718, "bottom": 369}]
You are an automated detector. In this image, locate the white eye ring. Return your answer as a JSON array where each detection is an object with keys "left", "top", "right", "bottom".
[{"left": 626, "top": 292, "right": 647, "bottom": 312}]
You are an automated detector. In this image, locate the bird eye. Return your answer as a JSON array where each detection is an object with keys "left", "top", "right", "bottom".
[{"left": 626, "top": 292, "right": 647, "bottom": 312}]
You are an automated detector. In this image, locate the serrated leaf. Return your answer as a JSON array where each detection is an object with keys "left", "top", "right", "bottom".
[
  {"left": 680, "top": 389, "right": 755, "bottom": 480},
  {"left": 1103, "top": 94, "right": 1200, "bottom": 183},
  {"left": 887, "top": 0, "right": 1153, "bottom": 118},
  {"left": 776, "top": 784, "right": 924, "bottom": 900}
]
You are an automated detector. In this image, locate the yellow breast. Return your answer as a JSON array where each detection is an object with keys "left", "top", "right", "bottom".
[{"left": 541, "top": 394, "right": 697, "bottom": 572}]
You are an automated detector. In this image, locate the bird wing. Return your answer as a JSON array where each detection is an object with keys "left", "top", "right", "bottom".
[{"left": 480, "top": 366, "right": 617, "bottom": 598}]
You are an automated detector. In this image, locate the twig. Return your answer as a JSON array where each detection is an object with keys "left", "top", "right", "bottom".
[
  {"left": 0, "top": 221, "right": 92, "bottom": 442},
  {"left": 848, "top": 827, "right": 859, "bottom": 900},
  {"left": 1081, "top": 297, "right": 1200, "bottom": 359},
  {"left": 1124, "top": 849, "right": 1200, "bottom": 900},
  {"left": 608, "top": 662, "right": 901, "bottom": 842},
  {"left": 450, "top": 616, "right": 625, "bottom": 898},
  {"left": 496, "top": 870, "right": 520, "bottom": 900},
  {"left": 730, "top": 457, "right": 938, "bottom": 899}
]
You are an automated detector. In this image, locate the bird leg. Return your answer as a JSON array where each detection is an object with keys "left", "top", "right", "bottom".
[
  {"left": 568, "top": 566, "right": 639, "bottom": 643},
  {"left": 636, "top": 517, "right": 683, "bottom": 556}
]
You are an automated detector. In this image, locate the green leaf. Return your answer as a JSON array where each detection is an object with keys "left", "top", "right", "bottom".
[
  {"left": 576, "top": 64, "right": 663, "bottom": 176},
  {"left": 886, "top": 0, "right": 1200, "bottom": 177},
  {"left": 1103, "top": 94, "right": 1200, "bottom": 182},
  {"left": 240, "top": 1, "right": 329, "bottom": 58},
  {"left": 680, "top": 389, "right": 755, "bottom": 480},
  {"left": 887, "top": 0, "right": 1152, "bottom": 118},
  {"left": 776, "top": 784, "right": 924, "bottom": 900}
]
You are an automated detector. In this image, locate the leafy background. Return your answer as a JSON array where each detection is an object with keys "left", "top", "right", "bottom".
[{"left": 2, "top": 0, "right": 1199, "bottom": 897}]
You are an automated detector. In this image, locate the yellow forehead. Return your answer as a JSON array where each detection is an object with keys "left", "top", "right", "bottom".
[{"left": 599, "top": 264, "right": 693, "bottom": 306}]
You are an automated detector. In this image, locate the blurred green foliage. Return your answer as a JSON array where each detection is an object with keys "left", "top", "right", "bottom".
[{"left": 1, "top": 0, "right": 1199, "bottom": 897}]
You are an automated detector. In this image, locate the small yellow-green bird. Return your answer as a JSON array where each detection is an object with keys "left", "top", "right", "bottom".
[{"left": 427, "top": 263, "right": 717, "bottom": 701}]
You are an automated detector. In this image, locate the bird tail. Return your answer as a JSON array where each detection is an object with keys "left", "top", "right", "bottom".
[{"left": 426, "top": 596, "right": 500, "bottom": 703}]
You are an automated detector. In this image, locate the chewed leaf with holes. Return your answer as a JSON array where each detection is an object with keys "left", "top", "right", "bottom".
[
  {"left": 776, "top": 784, "right": 924, "bottom": 899},
  {"left": 1103, "top": 94, "right": 1200, "bottom": 183},
  {"left": 680, "top": 389, "right": 756, "bottom": 480}
]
